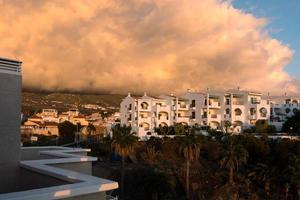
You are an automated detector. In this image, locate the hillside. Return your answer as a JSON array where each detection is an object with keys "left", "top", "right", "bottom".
[{"left": 22, "top": 92, "right": 125, "bottom": 115}]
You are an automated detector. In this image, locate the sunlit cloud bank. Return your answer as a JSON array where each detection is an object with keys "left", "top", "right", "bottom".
[{"left": 0, "top": 0, "right": 297, "bottom": 95}]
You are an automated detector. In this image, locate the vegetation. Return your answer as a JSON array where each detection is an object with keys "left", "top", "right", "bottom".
[
  {"left": 220, "top": 137, "right": 248, "bottom": 184},
  {"left": 22, "top": 91, "right": 122, "bottom": 115},
  {"left": 255, "top": 120, "right": 277, "bottom": 134},
  {"left": 177, "top": 134, "right": 202, "bottom": 199},
  {"left": 83, "top": 126, "right": 300, "bottom": 200},
  {"left": 111, "top": 125, "right": 139, "bottom": 199},
  {"left": 282, "top": 110, "right": 300, "bottom": 134},
  {"left": 58, "top": 121, "right": 78, "bottom": 144}
]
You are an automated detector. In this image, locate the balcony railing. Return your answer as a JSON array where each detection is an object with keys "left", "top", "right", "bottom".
[
  {"left": 251, "top": 100, "right": 261, "bottom": 104},
  {"left": 178, "top": 104, "right": 188, "bottom": 109},
  {"left": 233, "top": 101, "right": 244, "bottom": 105},
  {"left": 224, "top": 114, "right": 231, "bottom": 118},
  {"left": 209, "top": 101, "right": 221, "bottom": 107},
  {"left": 210, "top": 114, "right": 218, "bottom": 118},
  {"left": 249, "top": 115, "right": 256, "bottom": 120},
  {"left": 107, "top": 195, "right": 118, "bottom": 200}
]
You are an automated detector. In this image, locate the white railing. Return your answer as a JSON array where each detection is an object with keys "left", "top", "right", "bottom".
[{"left": 107, "top": 195, "right": 118, "bottom": 200}]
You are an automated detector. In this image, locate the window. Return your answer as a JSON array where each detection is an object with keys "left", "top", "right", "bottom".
[
  {"left": 250, "top": 108, "right": 256, "bottom": 115},
  {"left": 225, "top": 108, "right": 230, "bottom": 114},
  {"left": 293, "top": 108, "right": 298, "bottom": 114},
  {"left": 141, "top": 102, "right": 149, "bottom": 109},
  {"left": 260, "top": 108, "right": 267, "bottom": 117},
  {"left": 226, "top": 98, "right": 230, "bottom": 105},
  {"left": 191, "top": 111, "right": 196, "bottom": 119},
  {"left": 286, "top": 108, "right": 291, "bottom": 114},
  {"left": 191, "top": 100, "right": 196, "bottom": 107},
  {"left": 234, "top": 108, "right": 242, "bottom": 116}
]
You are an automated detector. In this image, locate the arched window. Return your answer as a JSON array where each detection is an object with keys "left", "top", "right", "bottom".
[
  {"left": 140, "top": 122, "right": 150, "bottom": 131},
  {"left": 286, "top": 108, "right": 291, "bottom": 114},
  {"left": 293, "top": 108, "right": 298, "bottom": 114},
  {"left": 234, "top": 108, "right": 242, "bottom": 116},
  {"left": 141, "top": 102, "right": 149, "bottom": 109},
  {"left": 260, "top": 107, "right": 267, "bottom": 117},
  {"left": 159, "top": 122, "right": 168, "bottom": 127},
  {"left": 158, "top": 111, "right": 169, "bottom": 120}
]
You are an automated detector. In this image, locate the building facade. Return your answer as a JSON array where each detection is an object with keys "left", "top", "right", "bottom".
[
  {"left": 270, "top": 97, "right": 300, "bottom": 130},
  {"left": 120, "top": 93, "right": 190, "bottom": 139},
  {"left": 0, "top": 57, "right": 22, "bottom": 193},
  {"left": 120, "top": 90, "right": 271, "bottom": 138},
  {"left": 183, "top": 90, "right": 271, "bottom": 133}
]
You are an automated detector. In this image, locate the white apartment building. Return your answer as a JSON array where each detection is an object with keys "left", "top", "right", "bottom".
[
  {"left": 120, "top": 93, "right": 189, "bottom": 139},
  {"left": 270, "top": 97, "right": 300, "bottom": 130},
  {"left": 183, "top": 90, "right": 271, "bottom": 133},
  {"left": 40, "top": 109, "right": 59, "bottom": 122},
  {"left": 120, "top": 90, "right": 271, "bottom": 138}
]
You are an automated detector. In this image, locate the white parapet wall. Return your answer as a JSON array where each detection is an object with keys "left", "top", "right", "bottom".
[{"left": 0, "top": 146, "right": 118, "bottom": 200}]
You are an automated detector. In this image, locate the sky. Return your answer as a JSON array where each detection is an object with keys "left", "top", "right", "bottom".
[
  {"left": 0, "top": 0, "right": 299, "bottom": 95},
  {"left": 233, "top": 0, "right": 300, "bottom": 79}
]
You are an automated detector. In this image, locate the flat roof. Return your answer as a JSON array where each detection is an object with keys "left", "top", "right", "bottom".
[{"left": 0, "top": 57, "right": 22, "bottom": 64}]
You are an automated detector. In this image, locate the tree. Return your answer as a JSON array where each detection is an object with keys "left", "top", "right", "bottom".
[
  {"left": 282, "top": 110, "right": 300, "bottom": 134},
  {"left": 248, "top": 163, "right": 273, "bottom": 197},
  {"left": 142, "top": 146, "right": 161, "bottom": 167},
  {"left": 58, "top": 121, "right": 77, "bottom": 144},
  {"left": 282, "top": 154, "right": 300, "bottom": 199},
  {"left": 221, "top": 120, "right": 232, "bottom": 134},
  {"left": 255, "top": 120, "right": 276, "bottom": 134},
  {"left": 174, "top": 123, "right": 186, "bottom": 135},
  {"left": 177, "top": 134, "right": 202, "bottom": 199},
  {"left": 111, "top": 124, "right": 138, "bottom": 199},
  {"left": 86, "top": 123, "right": 96, "bottom": 135},
  {"left": 127, "top": 168, "right": 174, "bottom": 200},
  {"left": 220, "top": 138, "right": 248, "bottom": 184}
]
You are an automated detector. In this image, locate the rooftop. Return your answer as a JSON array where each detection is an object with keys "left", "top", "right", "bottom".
[{"left": 0, "top": 146, "right": 118, "bottom": 200}]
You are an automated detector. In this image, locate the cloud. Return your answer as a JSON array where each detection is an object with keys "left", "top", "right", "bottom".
[{"left": 0, "top": 0, "right": 297, "bottom": 95}]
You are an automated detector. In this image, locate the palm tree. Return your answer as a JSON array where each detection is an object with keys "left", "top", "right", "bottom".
[
  {"left": 111, "top": 125, "right": 138, "bottom": 199},
  {"left": 177, "top": 134, "right": 202, "bottom": 199},
  {"left": 283, "top": 154, "right": 300, "bottom": 199},
  {"left": 220, "top": 138, "right": 248, "bottom": 184},
  {"left": 248, "top": 163, "right": 273, "bottom": 197},
  {"left": 140, "top": 170, "right": 172, "bottom": 200},
  {"left": 142, "top": 146, "right": 160, "bottom": 167}
]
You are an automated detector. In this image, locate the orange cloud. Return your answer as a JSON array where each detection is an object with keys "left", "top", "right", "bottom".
[{"left": 0, "top": 0, "right": 296, "bottom": 95}]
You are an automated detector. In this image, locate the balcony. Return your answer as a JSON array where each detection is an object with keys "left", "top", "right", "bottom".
[
  {"left": 224, "top": 114, "right": 231, "bottom": 119},
  {"left": 249, "top": 115, "right": 256, "bottom": 120},
  {"left": 210, "top": 114, "right": 221, "bottom": 121},
  {"left": 251, "top": 100, "right": 261, "bottom": 104},
  {"left": 177, "top": 104, "right": 189, "bottom": 110},
  {"left": 233, "top": 115, "right": 243, "bottom": 121},
  {"left": 208, "top": 101, "right": 220, "bottom": 108},
  {"left": 233, "top": 100, "right": 244, "bottom": 105},
  {"left": 155, "top": 104, "right": 170, "bottom": 112},
  {"left": 158, "top": 115, "right": 169, "bottom": 121}
]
